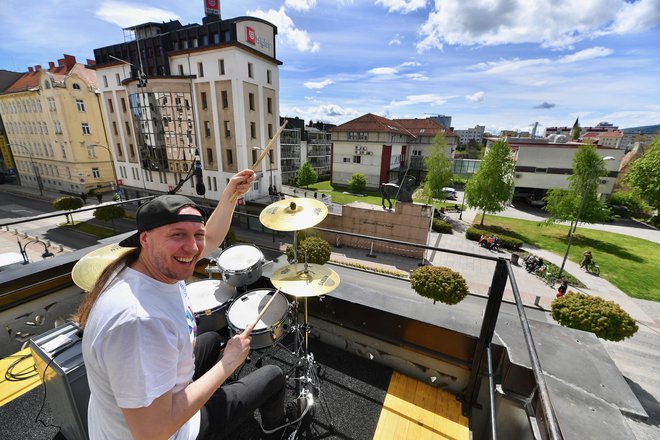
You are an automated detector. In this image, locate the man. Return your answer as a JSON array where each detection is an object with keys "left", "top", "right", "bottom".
[
  {"left": 75, "top": 170, "right": 301, "bottom": 439},
  {"left": 580, "top": 250, "right": 593, "bottom": 269}
]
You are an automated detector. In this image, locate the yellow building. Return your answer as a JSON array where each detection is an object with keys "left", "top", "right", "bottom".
[{"left": 0, "top": 55, "right": 115, "bottom": 196}]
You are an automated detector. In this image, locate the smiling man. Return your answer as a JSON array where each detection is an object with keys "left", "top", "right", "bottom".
[{"left": 74, "top": 169, "right": 302, "bottom": 440}]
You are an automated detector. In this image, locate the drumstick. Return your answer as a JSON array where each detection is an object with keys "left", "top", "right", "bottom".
[
  {"left": 251, "top": 289, "right": 281, "bottom": 328},
  {"left": 230, "top": 120, "right": 289, "bottom": 203}
]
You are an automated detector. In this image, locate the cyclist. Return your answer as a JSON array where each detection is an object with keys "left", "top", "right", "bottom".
[{"left": 580, "top": 251, "right": 593, "bottom": 270}]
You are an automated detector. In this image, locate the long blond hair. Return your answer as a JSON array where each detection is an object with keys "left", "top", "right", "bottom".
[{"left": 72, "top": 249, "right": 140, "bottom": 327}]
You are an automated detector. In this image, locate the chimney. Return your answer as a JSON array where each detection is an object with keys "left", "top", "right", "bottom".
[
  {"left": 35, "top": 65, "right": 42, "bottom": 71},
  {"left": 58, "top": 58, "right": 64, "bottom": 67},
  {"left": 63, "top": 54, "right": 76, "bottom": 69},
  {"left": 86, "top": 59, "right": 96, "bottom": 66},
  {"left": 48, "top": 61, "right": 56, "bottom": 69},
  {"left": 28, "top": 67, "right": 34, "bottom": 73}
]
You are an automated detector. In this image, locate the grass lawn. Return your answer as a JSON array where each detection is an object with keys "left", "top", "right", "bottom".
[
  {"left": 481, "top": 215, "right": 659, "bottom": 302},
  {"left": 60, "top": 221, "right": 117, "bottom": 238}
]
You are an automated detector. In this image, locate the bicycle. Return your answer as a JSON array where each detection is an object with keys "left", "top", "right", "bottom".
[
  {"left": 535, "top": 264, "right": 556, "bottom": 288},
  {"left": 585, "top": 260, "right": 600, "bottom": 276}
]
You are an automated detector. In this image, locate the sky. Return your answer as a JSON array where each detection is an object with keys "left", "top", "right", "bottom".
[{"left": 1, "top": 0, "right": 659, "bottom": 134}]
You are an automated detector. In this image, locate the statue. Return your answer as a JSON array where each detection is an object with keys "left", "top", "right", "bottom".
[{"left": 380, "top": 175, "right": 416, "bottom": 210}]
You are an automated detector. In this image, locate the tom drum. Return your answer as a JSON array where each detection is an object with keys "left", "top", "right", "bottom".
[
  {"left": 216, "top": 244, "right": 265, "bottom": 287},
  {"left": 186, "top": 280, "right": 236, "bottom": 334},
  {"left": 226, "top": 289, "right": 290, "bottom": 349}
]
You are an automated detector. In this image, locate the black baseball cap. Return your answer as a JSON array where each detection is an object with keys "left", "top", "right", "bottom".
[{"left": 118, "top": 195, "right": 206, "bottom": 247}]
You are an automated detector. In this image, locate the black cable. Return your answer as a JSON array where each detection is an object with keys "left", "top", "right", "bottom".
[{"left": 4, "top": 352, "right": 38, "bottom": 381}]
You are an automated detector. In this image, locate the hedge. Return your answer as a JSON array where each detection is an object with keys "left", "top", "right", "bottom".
[{"left": 432, "top": 219, "right": 453, "bottom": 234}]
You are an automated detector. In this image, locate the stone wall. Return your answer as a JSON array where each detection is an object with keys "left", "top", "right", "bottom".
[{"left": 317, "top": 201, "right": 431, "bottom": 259}]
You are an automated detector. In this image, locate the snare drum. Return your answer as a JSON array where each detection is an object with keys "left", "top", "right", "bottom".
[
  {"left": 216, "top": 244, "right": 265, "bottom": 287},
  {"left": 226, "top": 289, "right": 290, "bottom": 349},
  {"left": 186, "top": 280, "right": 236, "bottom": 334}
]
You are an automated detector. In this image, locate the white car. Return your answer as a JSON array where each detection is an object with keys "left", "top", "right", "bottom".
[{"left": 442, "top": 187, "right": 457, "bottom": 200}]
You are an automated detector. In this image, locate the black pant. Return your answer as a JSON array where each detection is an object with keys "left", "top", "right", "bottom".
[{"left": 194, "top": 332, "right": 286, "bottom": 439}]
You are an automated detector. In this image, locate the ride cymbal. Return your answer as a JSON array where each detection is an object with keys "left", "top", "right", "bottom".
[
  {"left": 259, "top": 197, "right": 328, "bottom": 231},
  {"left": 270, "top": 263, "right": 340, "bottom": 297},
  {"left": 72, "top": 243, "right": 135, "bottom": 291}
]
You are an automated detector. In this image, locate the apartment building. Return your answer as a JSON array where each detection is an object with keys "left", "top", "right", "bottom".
[
  {"left": 454, "top": 124, "right": 485, "bottom": 146},
  {"left": 304, "top": 122, "right": 333, "bottom": 180},
  {"left": 91, "top": 11, "right": 280, "bottom": 201},
  {"left": 397, "top": 118, "right": 456, "bottom": 182},
  {"left": 0, "top": 55, "right": 114, "bottom": 195},
  {"left": 0, "top": 70, "right": 23, "bottom": 180}
]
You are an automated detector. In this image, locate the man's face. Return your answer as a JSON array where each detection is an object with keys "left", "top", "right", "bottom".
[{"left": 139, "top": 206, "right": 206, "bottom": 283}]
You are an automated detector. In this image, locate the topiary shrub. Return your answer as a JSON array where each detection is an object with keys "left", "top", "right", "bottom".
[
  {"left": 551, "top": 292, "right": 638, "bottom": 341},
  {"left": 286, "top": 235, "right": 331, "bottom": 265},
  {"left": 432, "top": 218, "right": 453, "bottom": 234},
  {"left": 348, "top": 173, "right": 367, "bottom": 193},
  {"left": 410, "top": 266, "right": 469, "bottom": 305}
]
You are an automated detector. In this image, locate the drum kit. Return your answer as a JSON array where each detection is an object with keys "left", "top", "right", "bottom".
[{"left": 71, "top": 196, "right": 338, "bottom": 435}]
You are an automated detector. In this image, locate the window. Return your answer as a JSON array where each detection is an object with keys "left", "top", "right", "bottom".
[
  {"left": 224, "top": 120, "right": 231, "bottom": 138},
  {"left": 178, "top": 65, "right": 184, "bottom": 76},
  {"left": 103, "top": 75, "right": 108, "bottom": 87},
  {"left": 72, "top": 83, "right": 81, "bottom": 90},
  {"left": 61, "top": 143, "right": 66, "bottom": 158},
  {"left": 82, "top": 123, "right": 91, "bottom": 135},
  {"left": 248, "top": 93, "right": 255, "bottom": 111},
  {"left": 213, "top": 177, "right": 217, "bottom": 191},
  {"left": 44, "top": 81, "right": 51, "bottom": 89},
  {"left": 252, "top": 149, "right": 258, "bottom": 163},
  {"left": 87, "top": 146, "right": 97, "bottom": 158},
  {"left": 129, "top": 143, "right": 135, "bottom": 158},
  {"left": 248, "top": 62, "right": 253, "bottom": 78},
  {"left": 343, "top": 157, "right": 351, "bottom": 163},
  {"left": 218, "top": 59, "right": 225, "bottom": 75},
  {"left": 121, "top": 98, "right": 127, "bottom": 112},
  {"left": 221, "top": 90, "right": 229, "bottom": 108},
  {"left": 206, "top": 148, "right": 214, "bottom": 164},
  {"left": 267, "top": 69, "right": 272, "bottom": 84},
  {"left": 125, "top": 121, "right": 131, "bottom": 135},
  {"left": 116, "top": 143, "right": 123, "bottom": 157},
  {"left": 353, "top": 156, "right": 361, "bottom": 164},
  {"left": 112, "top": 121, "right": 118, "bottom": 135},
  {"left": 197, "top": 62, "right": 204, "bottom": 77},
  {"left": 267, "top": 97, "right": 272, "bottom": 114},
  {"left": 92, "top": 168, "right": 100, "bottom": 178},
  {"left": 76, "top": 99, "right": 86, "bottom": 112},
  {"left": 108, "top": 99, "right": 114, "bottom": 113},
  {"left": 201, "top": 92, "right": 207, "bottom": 109},
  {"left": 116, "top": 73, "right": 121, "bottom": 86},
  {"left": 226, "top": 150, "right": 233, "bottom": 165},
  {"left": 204, "top": 121, "right": 211, "bottom": 137},
  {"left": 268, "top": 124, "right": 273, "bottom": 139},
  {"left": 250, "top": 122, "right": 256, "bottom": 139}
]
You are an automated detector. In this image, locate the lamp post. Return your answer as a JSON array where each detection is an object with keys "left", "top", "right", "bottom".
[
  {"left": 17, "top": 238, "right": 54, "bottom": 264},
  {"left": 253, "top": 146, "right": 274, "bottom": 197},
  {"left": 87, "top": 143, "right": 120, "bottom": 200},
  {"left": 558, "top": 155, "right": 615, "bottom": 278},
  {"left": 10, "top": 143, "right": 44, "bottom": 196}
]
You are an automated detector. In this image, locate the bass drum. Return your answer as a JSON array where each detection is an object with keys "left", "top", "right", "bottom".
[
  {"left": 186, "top": 280, "right": 236, "bottom": 334},
  {"left": 226, "top": 289, "right": 290, "bottom": 349},
  {"left": 216, "top": 244, "right": 265, "bottom": 287}
]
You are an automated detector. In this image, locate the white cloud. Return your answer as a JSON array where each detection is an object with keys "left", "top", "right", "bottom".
[
  {"left": 285, "top": 0, "right": 318, "bottom": 12},
  {"left": 376, "top": 0, "right": 428, "bottom": 14},
  {"left": 388, "top": 94, "right": 451, "bottom": 107},
  {"left": 416, "top": 0, "right": 660, "bottom": 51},
  {"left": 304, "top": 79, "right": 334, "bottom": 89},
  {"left": 557, "top": 47, "right": 613, "bottom": 63},
  {"left": 369, "top": 67, "right": 398, "bottom": 75},
  {"left": 465, "top": 91, "right": 485, "bottom": 103},
  {"left": 247, "top": 7, "right": 320, "bottom": 53},
  {"left": 405, "top": 73, "right": 429, "bottom": 81},
  {"left": 400, "top": 61, "right": 422, "bottom": 68},
  {"left": 96, "top": 1, "right": 178, "bottom": 27},
  {"left": 389, "top": 36, "right": 403, "bottom": 46},
  {"left": 287, "top": 103, "right": 360, "bottom": 124}
]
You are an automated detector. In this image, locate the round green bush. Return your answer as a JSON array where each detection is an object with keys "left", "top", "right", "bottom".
[
  {"left": 286, "top": 235, "right": 331, "bottom": 265},
  {"left": 432, "top": 219, "right": 453, "bottom": 234},
  {"left": 551, "top": 292, "right": 638, "bottom": 341},
  {"left": 410, "top": 266, "right": 469, "bottom": 305}
]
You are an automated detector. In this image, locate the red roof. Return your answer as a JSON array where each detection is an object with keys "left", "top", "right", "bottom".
[
  {"left": 332, "top": 113, "right": 413, "bottom": 136},
  {"left": 1, "top": 54, "right": 97, "bottom": 94},
  {"left": 395, "top": 118, "right": 445, "bottom": 137}
]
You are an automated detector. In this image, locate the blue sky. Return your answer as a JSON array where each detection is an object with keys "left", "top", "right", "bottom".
[{"left": 1, "top": 0, "right": 659, "bottom": 133}]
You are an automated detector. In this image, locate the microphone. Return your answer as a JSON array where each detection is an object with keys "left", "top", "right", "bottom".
[{"left": 194, "top": 161, "right": 205, "bottom": 196}]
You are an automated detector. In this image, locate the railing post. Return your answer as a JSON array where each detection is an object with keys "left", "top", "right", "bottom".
[{"left": 463, "top": 257, "right": 508, "bottom": 417}]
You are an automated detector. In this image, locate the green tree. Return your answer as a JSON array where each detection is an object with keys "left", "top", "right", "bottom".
[
  {"left": 348, "top": 173, "right": 366, "bottom": 193},
  {"left": 53, "top": 196, "right": 84, "bottom": 224},
  {"left": 419, "top": 133, "right": 453, "bottom": 201},
  {"left": 545, "top": 145, "right": 610, "bottom": 231},
  {"left": 625, "top": 138, "right": 660, "bottom": 211},
  {"left": 464, "top": 140, "right": 515, "bottom": 225},
  {"left": 296, "top": 161, "right": 318, "bottom": 188},
  {"left": 571, "top": 117, "right": 581, "bottom": 140},
  {"left": 94, "top": 205, "right": 125, "bottom": 232}
]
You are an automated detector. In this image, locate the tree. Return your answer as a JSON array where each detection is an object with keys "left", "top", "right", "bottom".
[
  {"left": 296, "top": 161, "right": 318, "bottom": 188},
  {"left": 418, "top": 133, "right": 453, "bottom": 201},
  {"left": 94, "top": 205, "right": 125, "bottom": 232},
  {"left": 348, "top": 173, "right": 366, "bottom": 193},
  {"left": 545, "top": 145, "right": 610, "bottom": 230},
  {"left": 571, "top": 117, "right": 581, "bottom": 140},
  {"left": 625, "top": 137, "right": 660, "bottom": 211},
  {"left": 464, "top": 140, "right": 515, "bottom": 225},
  {"left": 53, "top": 196, "right": 84, "bottom": 224}
]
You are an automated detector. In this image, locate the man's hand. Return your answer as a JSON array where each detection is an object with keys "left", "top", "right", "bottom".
[
  {"left": 227, "top": 169, "right": 256, "bottom": 199},
  {"left": 221, "top": 324, "right": 253, "bottom": 373}
]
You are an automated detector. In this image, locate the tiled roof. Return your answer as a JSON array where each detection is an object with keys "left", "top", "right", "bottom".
[
  {"left": 395, "top": 118, "right": 444, "bottom": 137},
  {"left": 1, "top": 55, "right": 97, "bottom": 95},
  {"left": 332, "top": 113, "right": 413, "bottom": 136}
]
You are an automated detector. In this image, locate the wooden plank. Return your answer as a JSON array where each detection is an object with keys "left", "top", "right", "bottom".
[
  {"left": 374, "top": 371, "right": 470, "bottom": 440},
  {"left": 0, "top": 348, "right": 41, "bottom": 406}
]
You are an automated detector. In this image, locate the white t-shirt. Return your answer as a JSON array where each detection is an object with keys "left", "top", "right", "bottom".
[{"left": 82, "top": 267, "right": 200, "bottom": 440}]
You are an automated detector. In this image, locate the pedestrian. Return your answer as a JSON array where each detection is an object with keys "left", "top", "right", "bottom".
[
  {"left": 556, "top": 280, "right": 568, "bottom": 298},
  {"left": 81, "top": 192, "right": 88, "bottom": 204},
  {"left": 74, "top": 169, "right": 306, "bottom": 440},
  {"left": 96, "top": 192, "right": 103, "bottom": 203}
]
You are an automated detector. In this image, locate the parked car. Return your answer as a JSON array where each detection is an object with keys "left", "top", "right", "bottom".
[{"left": 442, "top": 187, "right": 458, "bottom": 200}]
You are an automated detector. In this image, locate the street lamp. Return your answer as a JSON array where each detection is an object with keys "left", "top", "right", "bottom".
[
  {"left": 10, "top": 143, "right": 44, "bottom": 196},
  {"left": 558, "top": 155, "right": 615, "bottom": 278},
  {"left": 87, "top": 143, "right": 120, "bottom": 200},
  {"left": 17, "top": 238, "right": 54, "bottom": 265},
  {"left": 253, "top": 146, "right": 274, "bottom": 197}
]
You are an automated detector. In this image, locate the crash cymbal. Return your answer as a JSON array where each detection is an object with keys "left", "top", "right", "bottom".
[
  {"left": 259, "top": 197, "right": 328, "bottom": 231},
  {"left": 72, "top": 243, "right": 135, "bottom": 291},
  {"left": 270, "top": 263, "right": 340, "bottom": 297}
]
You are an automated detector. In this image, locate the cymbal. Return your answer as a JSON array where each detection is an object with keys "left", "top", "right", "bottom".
[
  {"left": 270, "top": 263, "right": 340, "bottom": 297},
  {"left": 259, "top": 197, "right": 328, "bottom": 231},
  {"left": 72, "top": 243, "right": 135, "bottom": 291}
]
